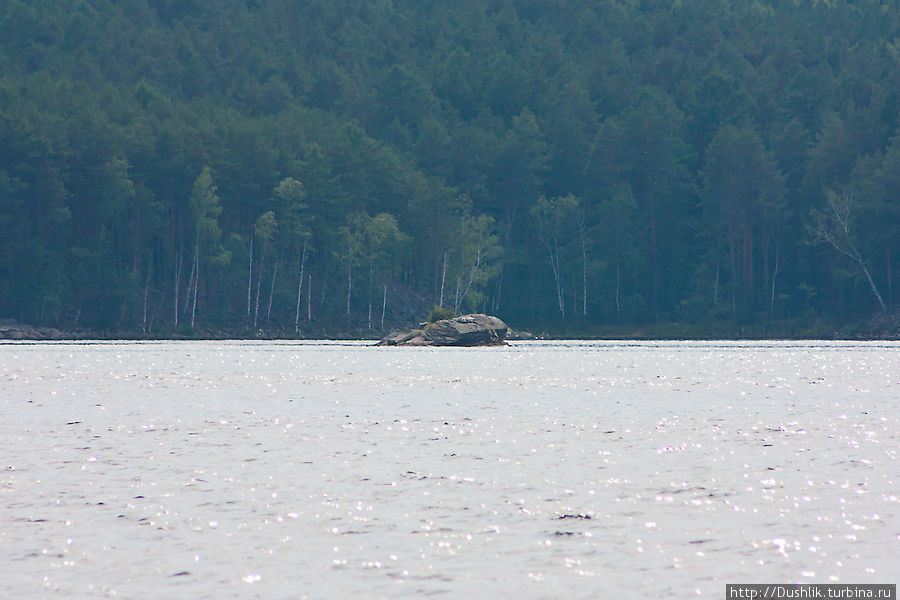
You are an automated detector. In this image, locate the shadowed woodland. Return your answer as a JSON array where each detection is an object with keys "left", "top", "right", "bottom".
[{"left": 2, "top": 0, "right": 900, "bottom": 337}]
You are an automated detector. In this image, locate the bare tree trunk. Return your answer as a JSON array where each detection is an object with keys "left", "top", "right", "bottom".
[
  {"left": 367, "top": 266, "right": 373, "bottom": 330},
  {"left": 728, "top": 220, "right": 736, "bottom": 318},
  {"left": 580, "top": 208, "right": 588, "bottom": 316},
  {"left": 184, "top": 258, "right": 195, "bottom": 318},
  {"left": 770, "top": 237, "right": 780, "bottom": 318},
  {"left": 185, "top": 233, "right": 199, "bottom": 319},
  {"left": 887, "top": 249, "right": 893, "bottom": 310},
  {"left": 174, "top": 248, "right": 182, "bottom": 327},
  {"left": 713, "top": 244, "right": 720, "bottom": 307},
  {"left": 345, "top": 230, "right": 353, "bottom": 324},
  {"left": 491, "top": 268, "right": 503, "bottom": 314},
  {"left": 862, "top": 264, "right": 887, "bottom": 315},
  {"left": 439, "top": 250, "right": 449, "bottom": 307},
  {"left": 714, "top": 261, "right": 720, "bottom": 307},
  {"left": 254, "top": 260, "right": 263, "bottom": 329},
  {"left": 381, "top": 283, "right": 387, "bottom": 330},
  {"left": 818, "top": 190, "right": 888, "bottom": 316},
  {"left": 742, "top": 216, "right": 754, "bottom": 311},
  {"left": 307, "top": 273, "right": 312, "bottom": 322},
  {"left": 615, "top": 260, "right": 621, "bottom": 316},
  {"left": 535, "top": 220, "right": 565, "bottom": 320},
  {"left": 247, "top": 232, "right": 254, "bottom": 318},
  {"left": 763, "top": 234, "right": 770, "bottom": 305},
  {"left": 544, "top": 238, "right": 564, "bottom": 319},
  {"left": 346, "top": 262, "right": 352, "bottom": 322},
  {"left": 295, "top": 240, "right": 307, "bottom": 334},
  {"left": 646, "top": 191, "right": 661, "bottom": 318},
  {"left": 190, "top": 243, "right": 199, "bottom": 329},
  {"left": 456, "top": 248, "right": 485, "bottom": 312},
  {"left": 142, "top": 271, "right": 150, "bottom": 334},
  {"left": 266, "top": 258, "right": 278, "bottom": 322},
  {"left": 557, "top": 278, "right": 565, "bottom": 320}
]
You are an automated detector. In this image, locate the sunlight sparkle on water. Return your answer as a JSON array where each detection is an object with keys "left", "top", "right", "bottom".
[{"left": 1, "top": 340, "right": 898, "bottom": 598}]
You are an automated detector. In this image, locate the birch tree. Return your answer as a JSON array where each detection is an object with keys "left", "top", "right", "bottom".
[
  {"left": 341, "top": 213, "right": 366, "bottom": 325},
  {"left": 273, "top": 177, "right": 310, "bottom": 334},
  {"left": 186, "top": 167, "right": 227, "bottom": 329},
  {"left": 597, "top": 184, "right": 640, "bottom": 319},
  {"left": 813, "top": 188, "right": 888, "bottom": 316},
  {"left": 251, "top": 210, "right": 278, "bottom": 329},
  {"left": 530, "top": 194, "right": 581, "bottom": 320},
  {"left": 447, "top": 214, "right": 502, "bottom": 314},
  {"left": 363, "top": 212, "right": 408, "bottom": 329},
  {"left": 342, "top": 211, "right": 409, "bottom": 329},
  {"left": 701, "top": 125, "right": 785, "bottom": 320}
]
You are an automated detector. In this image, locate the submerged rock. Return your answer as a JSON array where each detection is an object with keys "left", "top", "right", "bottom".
[{"left": 377, "top": 314, "right": 508, "bottom": 347}]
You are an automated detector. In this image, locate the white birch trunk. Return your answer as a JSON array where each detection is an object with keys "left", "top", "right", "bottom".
[
  {"left": 346, "top": 231, "right": 353, "bottom": 322},
  {"left": 367, "top": 266, "right": 373, "bottom": 330},
  {"left": 346, "top": 262, "right": 352, "bottom": 321},
  {"left": 455, "top": 248, "right": 484, "bottom": 312},
  {"left": 713, "top": 253, "right": 720, "bottom": 307},
  {"left": 254, "top": 260, "right": 263, "bottom": 329},
  {"left": 142, "top": 272, "right": 150, "bottom": 334},
  {"left": 580, "top": 208, "right": 588, "bottom": 316},
  {"left": 439, "top": 250, "right": 448, "bottom": 307},
  {"left": 543, "top": 236, "right": 564, "bottom": 319},
  {"left": 491, "top": 268, "right": 502, "bottom": 313},
  {"left": 247, "top": 232, "right": 253, "bottom": 317},
  {"left": 821, "top": 190, "right": 888, "bottom": 315},
  {"left": 381, "top": 284, "right": 387, "bottom": 330},
  {"left": 295, "top": 240, "right": 307, "bottom": 334},
  {"left": 770, "top": 238, "right": 780, "bottom": 317},
  {"left": 615, "top": 261, "right": 621, "bottom": 316},
  {"left": 266, "top": 258, "right": 278, "bottom": 322},
  {"left": 184, "top": 236, "right": 198, "bottom": 318},
  {"left": 190, "top": 243, "right": 199, "bottom": 329},
  {"left": 174, "top": 249, "right": 182, "bottom": 327}
]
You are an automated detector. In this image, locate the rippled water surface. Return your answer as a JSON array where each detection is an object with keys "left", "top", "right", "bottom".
[{"left": 1, "top": 340, "right": 898, "bottom": 598}]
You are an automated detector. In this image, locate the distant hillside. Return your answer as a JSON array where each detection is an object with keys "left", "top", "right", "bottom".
[{"left": 2, "top": 0, "right": 899, "bottom": 337}]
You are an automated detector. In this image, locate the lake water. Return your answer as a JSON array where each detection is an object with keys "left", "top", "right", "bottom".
[{"left": 1, "top": 340, "right": 898, "bottom": 598}]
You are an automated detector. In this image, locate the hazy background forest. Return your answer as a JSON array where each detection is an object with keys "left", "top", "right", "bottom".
[{"left": 2, "top": 0, "right": 900, "bottom": 338}]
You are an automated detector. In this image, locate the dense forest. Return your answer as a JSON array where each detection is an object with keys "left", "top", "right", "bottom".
[{"left": 2, "top": 0, "right": 900, "bottom": 337}]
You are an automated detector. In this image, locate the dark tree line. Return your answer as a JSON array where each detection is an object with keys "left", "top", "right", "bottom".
[{"left": 2, "top": 0, "right": 899, "bottom": 336}]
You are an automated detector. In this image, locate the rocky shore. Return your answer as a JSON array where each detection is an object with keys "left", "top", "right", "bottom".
[
  {"left": 377, "top": 314, "right": 508, "bottom": 346},
  {"left": 0, "top": 319, "right": 67, "bottom": 340}
]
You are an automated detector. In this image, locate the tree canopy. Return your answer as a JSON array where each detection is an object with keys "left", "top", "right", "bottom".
[{"left": 2, "top": 0, "right": 899, "bottom": 337}]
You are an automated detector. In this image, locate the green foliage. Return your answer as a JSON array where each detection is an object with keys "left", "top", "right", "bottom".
[
  {"left": 253, "top": 211, "right": 278, "bottom": 253},
  {"left": 530, "top": 194, "right": 583, "bottom": 319},
  {"left": 444, "top": 213, "right": 502, "bottom": 314},
  {"left": 427, "top": 306, "right": 458, "bottom": 323},
  {"left": 701, "top": 126, "right": 786, "bottom": 320},
  {"left": 2, "top": 1, "right": 900, "bottom": 334}
]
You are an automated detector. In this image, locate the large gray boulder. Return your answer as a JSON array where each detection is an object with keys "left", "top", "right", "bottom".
[{"left": 377, "top": 314, "right": 508, "bottom": 346}]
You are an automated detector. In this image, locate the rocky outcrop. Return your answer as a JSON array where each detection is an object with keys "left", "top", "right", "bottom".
[
  {"left": 377, "top": 314, "right": 508, "bottom": 346},
  {"left": 0, "top": 319, "right": 66, "bottom": 340}
]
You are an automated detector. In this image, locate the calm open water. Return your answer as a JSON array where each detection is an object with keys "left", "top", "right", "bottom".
[{"left": 1, "top": 340, "right": 898, "bottom": 599}]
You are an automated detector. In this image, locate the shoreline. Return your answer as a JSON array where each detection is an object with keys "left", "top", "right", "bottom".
[
  {"left": 3, "top": 330, "right": 899, "bottom": 344},
  {"left": 4, "top": 317, "right": 899, "bottom": 343}
]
